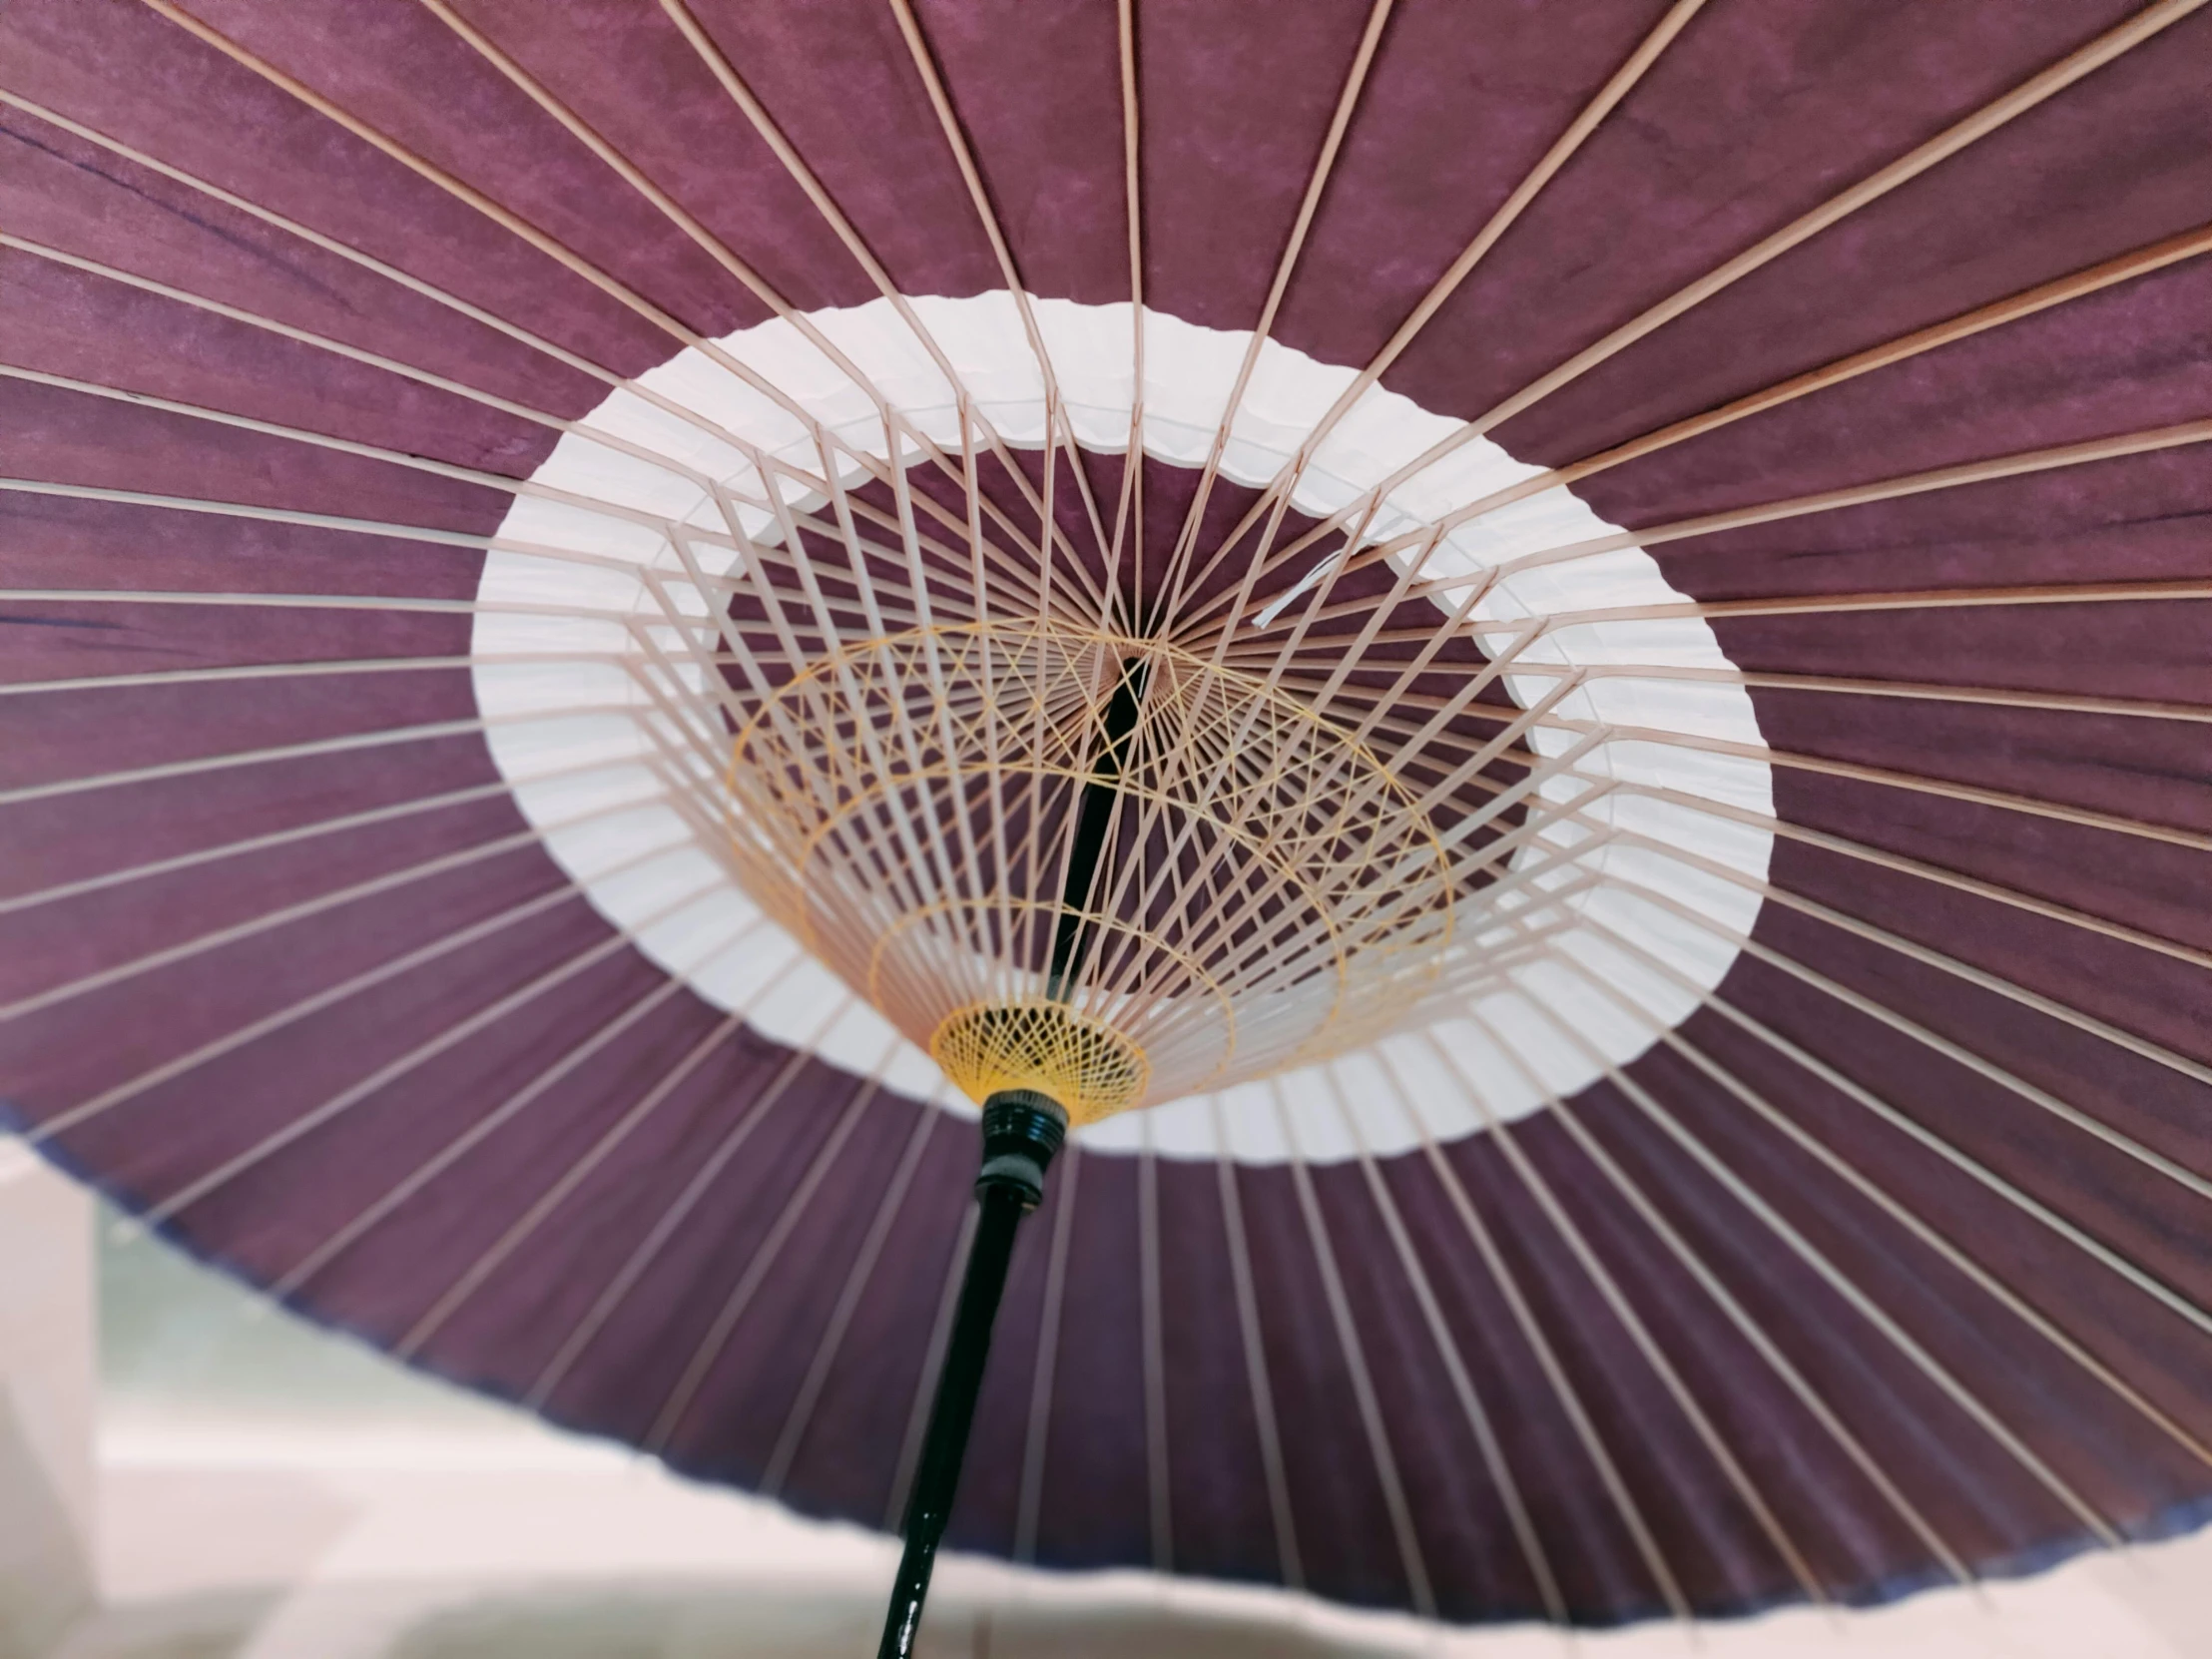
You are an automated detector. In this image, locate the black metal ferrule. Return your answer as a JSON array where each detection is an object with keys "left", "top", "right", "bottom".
[{"left": 975, "top": 1088, "right": 1067, "bottom": 1209}]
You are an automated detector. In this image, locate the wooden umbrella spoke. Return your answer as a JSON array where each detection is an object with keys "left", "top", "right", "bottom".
[
  {"left": 1186, "top": 220, "right": 2212, "bottom": 637},
  {"left": 1316, "top": 1073, "right": 1572, "bottom": 1620},
  {"left": 266, "top": 909, "right": 776, "bottom": 1303},
  {"left": 1175, "top": 0, "right": 2210, "bottom": 638},
  {"left": 1384, "top": 1049, "right": 1694, "bottom": 1620},
  {"left": 1546, "top": 923, "right": 2212, "bottom": 1474},
  {"left": 1174, "top": 0, "right": 1714, "bottom": 624},
  {"left": 759, "top": 1103, "right": 944, "bottom": 1498},
  {"left": 2, "top": 788, "right": 681, "bottom": 1029}
]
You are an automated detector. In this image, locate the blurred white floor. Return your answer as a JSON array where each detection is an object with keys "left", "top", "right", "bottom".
[
  {"left": 50, "top": 1432, "right": 2212, "bottom": 1659},
  {"left": 10, "top": 1144, "right": 2212, "bottom": 1659}
]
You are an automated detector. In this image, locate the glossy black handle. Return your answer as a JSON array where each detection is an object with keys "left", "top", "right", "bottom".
[{"left": 877, "top": 1179, "right": 1028, "bottom": 1659}]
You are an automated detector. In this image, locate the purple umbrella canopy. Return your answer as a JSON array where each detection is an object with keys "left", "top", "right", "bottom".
[{"left": 6, "top": 0, "right": 2212, "bottom": 1630}]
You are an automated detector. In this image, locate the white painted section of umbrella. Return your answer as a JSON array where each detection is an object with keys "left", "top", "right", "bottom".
[{"left": 472, "top": 294, "right": 1772, "bottom": 1162}]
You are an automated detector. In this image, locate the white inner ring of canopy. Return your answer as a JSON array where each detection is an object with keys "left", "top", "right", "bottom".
[{"left": 472, "top": 293, "right": 1772, "bottom": 1165}]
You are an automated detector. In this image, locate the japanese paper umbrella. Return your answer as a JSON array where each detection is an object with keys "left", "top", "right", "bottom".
[{"left": 7, "top": 0, "right": 2212, "bottom": 1643}]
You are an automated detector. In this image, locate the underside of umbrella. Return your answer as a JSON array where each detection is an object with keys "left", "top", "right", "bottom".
[{"left": 4, "top": 0, "right": 2212, "bottom": 1637}]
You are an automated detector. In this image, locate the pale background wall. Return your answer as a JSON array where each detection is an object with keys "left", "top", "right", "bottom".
[
  {"left": 5, "top": 1142, "right": 2210, "bottom": 1659},
  {"left": 0, "top": 1141, "right": 96, "bottom": 1659}
]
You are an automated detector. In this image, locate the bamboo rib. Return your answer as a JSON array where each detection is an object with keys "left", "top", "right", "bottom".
[
  {"left": 0, "top": 254, "right": 1070, "bottom": 622},
  {"left": 645, "top": 1071, "right": 889, "bottom": 1452},
  {"left": 1606, "top": 831, "right": 2212, "bottom": 1095},
  {"left": 1318, "top": 1074, "right": 1570, "bottom": 1619},
  {"left": 1398, "top": 0, "right": 2206, "bottom": 449},
  {"left": 1208, "top": 1096, "right": 1307, "bottom": 1590},
  {"left": 1461, "top": 417, "right": 2212, "bottom": 592},
  {"left": 417, "top": 1000, "right": 858, "bottom": 1369},
  {"left": 1606, "top": 878, "right": 2212, "bottom": 1214},
  {"left": 130, "top": 870, "right": 723, "bottom": 1230},
  {"left": 1013, "top": 1143, "right": 1083, "bottom": 1563},
  {"left": 1236, "top": 651, "right": 2212, "bottom": 856},
  {"left": 1153, "top": 0, "right": 1397, "bottom": 633},
  {"left": 1228, "top": 392, "right": 2212, "bottom": 643},
  {"left": 760, "top": 1102, "right": 943, "bottom": 1497},
  {"left": 653, "top": 0, "right": 966, "bottom": 395},
  {"left": 1386, "top": 1057, "right": 1693, "bottom": 1620},
  {"left": 1215, "top": 581, "right": 2212, "bottom": 656},
  {"left": 1113, "top": 0, "right": 1147, "bottom": 620},
  {"left": 1135, "top": 1115, "right": 1174, "bottom": 1571},
  {"left": 1182, "top": 0, "right": 2210, "bottom": 639},
  {"left": 1110, "top": 0, "right": 1401, "bottom": 948},
  {"left": 0, "top": 353, "right": 1037, "bottom": 641},
  {"left": 1483, "top": 996, "right": 2125, "bottom": 1549},
  {"left": 0, "top": 233, "right": 802, "bottom": 522},
  {"left": 0, "top": 654, "right": 618, "bottom": 702},
  {"left": 1557, "top": 716, "right": 2212, "bottom": 853},
  {"left": 883, "top": 1203, "right": 982, "bottom": 1530},
  {"left": 1119, "top": 2, "right": 1172, "bottom": 1563},
  {"left": 420, "top": 0, "right": 1111, "bottom": 625},
  {"left": 875, "top": 0, "right": 1120, "bottom": 606},
  {"left": 1286, "top": 663, "right": 2212, "bottom": 729},
  {"left": 1271, "top": 1081, "right": 1440, "bottom": 1618},
  {"left": 1563, "top": 899, "right": 2212, "bottom": 1344},
  {"left": 126, "top": 6, "right": 896, "bottom": 515},
  {"left": 0, "top": 755, "right": 625, "bottom": 916},
  {"left": 1186, "top": 221, "right": 2212, "bottom": 635},
  {"left": 0, "top": 357, "right": 707, "bottom": 529},
  {"left": 1434, "top": 1020, "right": 1970, "bottom": 1587},
  {"left": 5, "top": 570, "right": 2200, "bottom": 631},
  {"left": 1171, "top": 0, "right": 1713, "bottom": 620},
  {"left": 82, "top": 21, "right": 1094, "bottom": 627},
  {"left": 1536, "top": 935, "right": 2212, "bottom": 1474},
  {"left": 267, "top": 910, "right": 775, "bottom": 1301},
  {"left": 1425, "top": 1034, "right": 1832, "bottom": 1607},
  {"left": 1422, "top": 777, "right": 2212, "bottom": 1180},
  {"left": 0, "top": 468, "right": 919, "bottom": 639},
  {"left": 0, "top": 701, "right": 656, "bottom": 816},
  {"left": 27, "top": 853, "right": 645, "bottom": 1148},
  {"left": 1610, "top": 781, "right": 2212, "bottom": 973},
  {"left": 0, "top": 801, "right": 664, "bottom": 1024},
  {"left": 0, "top": 87, "right": 912, "bottom": 512}
]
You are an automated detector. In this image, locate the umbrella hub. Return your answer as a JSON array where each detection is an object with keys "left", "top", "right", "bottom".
[
  {"left": 929, "top": 999, "right": 1149, "bottom": 1127},
  {"left": 718, "top": 617, "right": 1458, "bottom": 1122}
]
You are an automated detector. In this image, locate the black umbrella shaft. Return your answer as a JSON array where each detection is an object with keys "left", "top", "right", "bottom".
[
  {"left": 876, "top": 665, "right": 1143, "bottom": 1653},
  {"left": 877, "top": 1179, "right": 1028, "bottom": 1659},
  {"left": 1048, "top": 658, "right": 1147, "bottom": 998}
]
